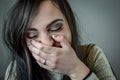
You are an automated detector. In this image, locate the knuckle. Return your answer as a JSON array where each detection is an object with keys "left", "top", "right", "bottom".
[{"left": 39, "top": 46, "right": 44, "bottom": 50}]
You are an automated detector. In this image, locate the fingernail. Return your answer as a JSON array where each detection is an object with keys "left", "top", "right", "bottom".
[
  {"left": 30, "top": 39, "right": 32, "bottom": 44},
  {"left": 52, "top": 35, "right": 58, "bottom": 38}
]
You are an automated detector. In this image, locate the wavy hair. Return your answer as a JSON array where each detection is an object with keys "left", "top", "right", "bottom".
[{"left": 3, "top": 0, "right": 82, "bottom": 80}]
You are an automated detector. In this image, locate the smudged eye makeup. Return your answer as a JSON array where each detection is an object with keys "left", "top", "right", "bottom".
[
  {"left": 26, "top": 30, "right": 38, "bottom": 39},
  {"left": 47, "top": 20, "right": 63, "bottom": 32},
  {"left": 26, "top": 19, "right": 64, "bottom": 39}
]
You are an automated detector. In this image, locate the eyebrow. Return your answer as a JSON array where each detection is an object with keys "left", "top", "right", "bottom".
[{"left": 46, "top": 19, "right": 63, "bottom": 28}]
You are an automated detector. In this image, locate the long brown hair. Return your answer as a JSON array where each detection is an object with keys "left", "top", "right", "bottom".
[{"left": 3, "top": 0, "right": 82, "bottom": 80}]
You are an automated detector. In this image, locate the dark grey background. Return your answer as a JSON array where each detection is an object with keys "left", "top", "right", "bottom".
[{"left": 0, "top": 0, "right": 120, "bottom": 79}]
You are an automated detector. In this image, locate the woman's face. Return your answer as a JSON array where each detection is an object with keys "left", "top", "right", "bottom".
[{"left": 27, "top": 1, "right": 71, "bottom": 47}]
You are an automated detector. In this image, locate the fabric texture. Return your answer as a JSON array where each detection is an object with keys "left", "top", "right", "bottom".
[
  {"left": 81, "top": 44, "right": 116, "bottom": 80},
  {"left": 4, "top": 44, "right": 116, "bottom": 80}
]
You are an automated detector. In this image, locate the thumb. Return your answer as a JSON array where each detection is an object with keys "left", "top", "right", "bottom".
[{"left": 52, "top": 35, "right": 70, "bottom": 48}]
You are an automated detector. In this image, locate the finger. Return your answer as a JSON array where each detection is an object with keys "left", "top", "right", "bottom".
[
  {"left": 36, "top": 60, "right": 54, "bottom": 72},
  {"left": 27, "top": 42, "right": 55, "bottom": 64},
  {"left": 29, "top": 46, "right": 48, "bottom": 60},
  {"left": 52, "top": 35, "right": 70, "bottom": 48},
  {"left": 31, "top": 40, "right": 58, "bottom": 54},
  {"left": 27, "top": 40, "right": 52, "bottom": 59},
  {"left": 32, "top": 52, "right": 57, "bottom": 70},
  {"left": 31, "top": 52, "right": 40, "bottom": 60},
  {"left": 31, "top": 40, "right": 43, "bottom": 50},
  {"left": 32, "top": 52, "right": 48, "bottom": 66},
  {"left": 32, "top": 53, "right": 53, "bottom": 71},
  {"left": 27, "top": 43, "right": 40, "bottom": 55}
]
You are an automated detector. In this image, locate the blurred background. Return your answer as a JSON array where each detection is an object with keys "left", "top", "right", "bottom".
[{"left": 0, "top": 0, "right": 120, "bottom": 79}]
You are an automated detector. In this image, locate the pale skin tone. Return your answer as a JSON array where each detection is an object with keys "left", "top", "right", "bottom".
[{"left": 26, "top": 1, "right": 90, "bottom": 80}]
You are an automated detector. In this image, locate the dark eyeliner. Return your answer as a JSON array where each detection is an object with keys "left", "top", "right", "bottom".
[
  {"left": 48, "top": 22, "right": 63, "bottom": 32},
  {"left": 27, "top": 35, "right": 38, "bottom": 39},
  {"left": 26, "top": 32, "right": 38, "bottom": 39}
]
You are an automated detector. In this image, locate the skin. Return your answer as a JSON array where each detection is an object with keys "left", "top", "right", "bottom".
[{"left": 26, "top": 1, "right": 90, "bottom": 80}]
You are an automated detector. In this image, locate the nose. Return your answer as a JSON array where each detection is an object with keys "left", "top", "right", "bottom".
[{"left": 36, "top": 34, "right": 54, "bottom": 46}]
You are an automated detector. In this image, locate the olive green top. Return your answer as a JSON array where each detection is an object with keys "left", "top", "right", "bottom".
[{"left": 4, "top": 45, "right": 116, "bottom": 80}]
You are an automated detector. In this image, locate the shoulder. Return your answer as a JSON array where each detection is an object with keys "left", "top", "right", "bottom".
[
  {"left": 80, "top": 44, "right": 105, "bottom": 59},
  {"left": 80, "top": 44, "right": 104, "bottom": 59},
  {"left": 80, "top": 44, "right": 117, "bottom": 79},
  {"left": 80, "top": 44, "right": 109, "bottom": 69}
]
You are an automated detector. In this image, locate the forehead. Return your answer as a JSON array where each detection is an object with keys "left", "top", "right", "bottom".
[{"left": 31, "top": 1, "right": 64, "bottom": 28}]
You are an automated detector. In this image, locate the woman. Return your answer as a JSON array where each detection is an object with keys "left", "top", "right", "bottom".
[{"left": 3, "top": 0, "right": 116, "bottom": 80}]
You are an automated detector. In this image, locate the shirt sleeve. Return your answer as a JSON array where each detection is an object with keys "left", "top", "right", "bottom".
[{"left": 85, "top": 45, "right": 116, "bottom": 80}]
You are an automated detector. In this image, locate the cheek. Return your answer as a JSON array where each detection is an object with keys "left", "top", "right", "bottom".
[{"left": 58, "top": 28, "right": 72, "bottom": 44}]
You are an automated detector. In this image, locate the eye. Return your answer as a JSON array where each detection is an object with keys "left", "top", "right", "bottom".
[
  {"left": 48, "top": 22, "right": 63, "bottom": 32},
  {"left": 26, "top": 31, "right": 38, "bottom": 39}
]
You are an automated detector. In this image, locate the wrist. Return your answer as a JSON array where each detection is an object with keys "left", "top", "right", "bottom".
[
  {"left": 69, "top": 61, "right": 90, "bottom": 80},
  {"left": 83, "top": 71, "right": 92, "bottom": 80}
]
